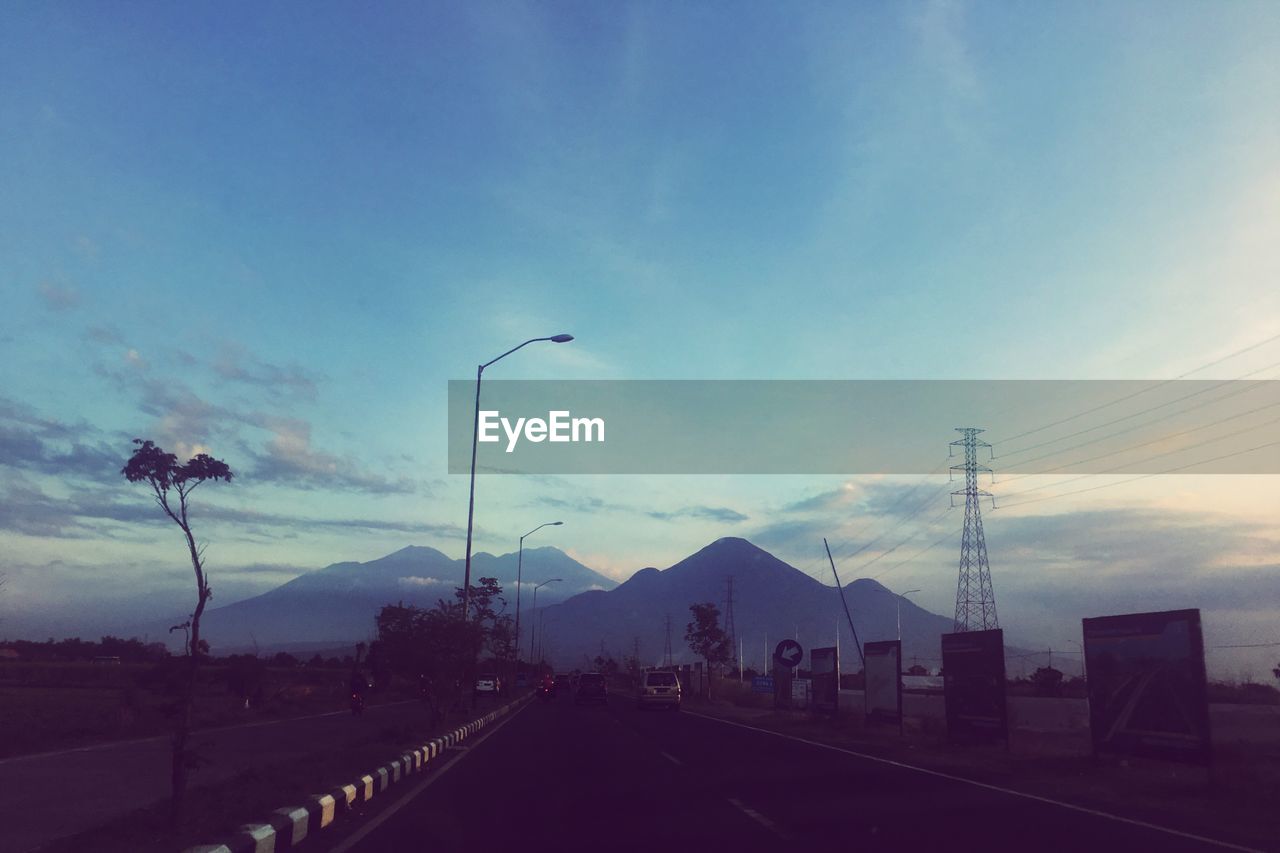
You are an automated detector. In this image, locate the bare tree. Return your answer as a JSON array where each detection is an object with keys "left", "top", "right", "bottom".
[{"left": 122, "top": 438, "right": 232, "bottom": 825}]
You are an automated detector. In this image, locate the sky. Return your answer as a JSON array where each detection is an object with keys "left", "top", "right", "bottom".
[{"left": 2, "top": 1, "right": 1278, "bottom": 678}]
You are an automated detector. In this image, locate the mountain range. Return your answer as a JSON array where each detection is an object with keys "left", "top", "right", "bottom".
[
  {"left": 535, "top": 537, "right": 954, "bottom": 671},
  {"left": 185, "top": 544, "right": 614, "bottom": 651},
  {"left": 154, "top": 537, "right": 1060, "bottom": 675}
]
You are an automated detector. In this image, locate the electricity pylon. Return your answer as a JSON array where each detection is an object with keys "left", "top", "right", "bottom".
[{"left": 951, "top": 427, "right": 999, "bottom": 632}]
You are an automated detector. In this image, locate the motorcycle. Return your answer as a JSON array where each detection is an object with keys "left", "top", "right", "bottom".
[
  {"left": 537, "top": 684, "right": 554, "bottom": 701},
  {"left": 350, "top": 691, "right": 366, "bottom": 715}
]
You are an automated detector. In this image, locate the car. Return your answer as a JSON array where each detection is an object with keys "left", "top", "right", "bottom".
[
  {"left": 554, "top": 673, "right": 572, "bottom": 693},
  {"left": 636, "top": 670, "right": 682, "bottom": 711},
  {"left": 474, "top": 675, "right": 500, "bottom": 696},
  {"left": 574, "top": 672, "right": 608, "bottom": 705}
]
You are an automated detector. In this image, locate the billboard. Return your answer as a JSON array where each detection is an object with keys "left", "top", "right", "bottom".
[
  {"left": 941, "top": 629, "right": 1007, "bottom": 742},
  {"left": 810, "top": 646, "right": 839, "bottom": 714},
  {"left": 1082, "top": 608, "right": 1211, "bottom": 765},
  {"left": 864, "top": 640, "right": 902, "bottom": 727}
]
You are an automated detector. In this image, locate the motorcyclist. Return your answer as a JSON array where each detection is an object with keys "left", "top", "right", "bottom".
[
  {"left": 539, "top": 673, "right": 556, "bottom": 697},
  {"left": 349, "top": 666, "right": 367, "bottom": 713}
]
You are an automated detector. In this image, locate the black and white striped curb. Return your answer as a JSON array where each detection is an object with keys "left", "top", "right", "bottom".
[{"left": 183, "top": 694, "right": 530, "bottom": 853}]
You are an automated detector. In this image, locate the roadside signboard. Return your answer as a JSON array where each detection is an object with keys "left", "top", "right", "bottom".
[
  {"left": 751, "top": 675, "right": 775, "bottom": 694},
  {"left": 864, "top": 640, "right": 902, "bottom": 728},
  {"left": 774, "top": 639, "right": 804, "bottom": 668},
  {"left": 1082, "top": 608, "right": 1211, "bottom": 765},
  {"left": 810, "top": 646, "right": 839, "bottom": 714},
  {"left": 941, "top": 629, "right": 1007, "bottom": 743},
  {"left": 792, "top": 677, "right": 811, "bottom": 708}
]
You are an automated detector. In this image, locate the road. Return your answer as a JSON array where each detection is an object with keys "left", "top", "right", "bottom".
[
  {"left": 322, "top": 695, "right": 1257, "bottom": 853},
  {"left": 1, "top": 699, "right": 428, "bottom": 853}
]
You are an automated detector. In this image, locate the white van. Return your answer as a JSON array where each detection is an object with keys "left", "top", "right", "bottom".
[{"left": 636, "top": 670, "right": 682, "bottom": 711}]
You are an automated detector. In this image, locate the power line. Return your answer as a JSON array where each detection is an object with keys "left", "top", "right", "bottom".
[
  {"left": 990, "top": 331, "right": 1280, "bottom": 446},
  {"left": 999, "top": 406, "right": 1280, "bottom": 493},
  {"left": 997, "top": 437, "right": 1280, "bottom": 509},
  {"left": 998, "top": 366, "right": 1280, "bottom": 460},
  {"left": 998, "top": 386, "right": 1280, "bottom": 482}
]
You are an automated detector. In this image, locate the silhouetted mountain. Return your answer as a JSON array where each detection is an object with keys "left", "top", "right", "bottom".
[
  {"left": 535, "top": 537, "right": 956, "bottom": 672},
  {"left": 168, "top": 545, "right": 614, "bottom": 651}
]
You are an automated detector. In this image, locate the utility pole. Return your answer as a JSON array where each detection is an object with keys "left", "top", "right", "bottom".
[
  {"left": 724, "top": 576, "right": 737, "bottom": 672},
  {"left": 951, "top": 427, "right": 999, "bottom": 632},
  {"left": 663, "top": 613, "right": 673, "bottom": 667}
]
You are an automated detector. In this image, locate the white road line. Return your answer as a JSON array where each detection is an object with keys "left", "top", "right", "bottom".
[
  {"left": 324, "top": 701, "right": 531, "bottom": 853},
  {"left": 660, "top": 751, "right": 683, "bottom": 766},
  {"left": 726, "top": 797, "right": 791, "bottom": 840},
  {"left": 686, "top": 711, "right": 1261, "bottom": 853}
]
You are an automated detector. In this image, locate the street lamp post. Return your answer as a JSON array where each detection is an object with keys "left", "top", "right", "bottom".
[
  {"left": 1068, "top": 639, "right": 1087, "bottom": 680},
  {"left": 877, "top": 588, "right": 921, "bottom": 641},
  {"left": 515, "top": 522, "right": 563, "bottom": 683},
  {"left": 530, "top": 578, "right": 562, "bottom": 672},
  {"left": 462, "top": 335, "right": 573, "bottom": 622}
]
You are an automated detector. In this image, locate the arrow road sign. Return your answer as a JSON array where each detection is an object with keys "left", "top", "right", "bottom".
[{"left": 774, "top": 639, "right": 804, "bottom": 668}]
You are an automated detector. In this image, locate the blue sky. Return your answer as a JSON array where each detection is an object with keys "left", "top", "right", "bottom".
[{"left": 2, "top": 2, "right": 1279, "bottom": 677}]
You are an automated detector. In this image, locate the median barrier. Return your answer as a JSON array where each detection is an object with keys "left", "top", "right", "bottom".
[{"left": 182, "top": 693, "right": 531, "bottom": 853}]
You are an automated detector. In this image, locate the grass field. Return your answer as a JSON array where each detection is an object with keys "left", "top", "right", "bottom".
[{"left": 0, "top": 661, "right": 400, "bottom": 758}]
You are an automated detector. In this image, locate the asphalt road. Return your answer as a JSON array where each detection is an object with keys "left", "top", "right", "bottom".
[
  {"left": 323, "top": 694, "right": 1257, "bottom": 853},
  {"left": 1, "top": 698, "right": 432, "bottom": 853}
]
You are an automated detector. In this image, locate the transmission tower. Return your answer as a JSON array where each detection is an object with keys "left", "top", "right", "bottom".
[
  {"left": 663, "top": 613, "right": 673, "bottom": 667},
  {"left": 724, "top": 576, "right": 738, "bottom": 669},
  {"left": 950, "top": 427, "right": 999, "bottom": 632}
]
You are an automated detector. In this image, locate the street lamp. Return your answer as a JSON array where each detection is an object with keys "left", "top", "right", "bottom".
[
  {"left": 462, "top": 334, "right": 573, "bottom": 621},
  {"left": 1068, "top": 639, "right": 1087, "bottom": 680},
  {"left": 530, "top": 578, "right": 562, "bottom": 671},
  {"left": 877, "top": 588, "right": 921, "bottom": 642},
  {"left": 514, "top": 522, "right": 563, "bottom": 681}
]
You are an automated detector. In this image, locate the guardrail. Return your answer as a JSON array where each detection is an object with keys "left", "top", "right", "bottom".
[{"left": 183, "top": 693, "right": 531, "bottom": 853}]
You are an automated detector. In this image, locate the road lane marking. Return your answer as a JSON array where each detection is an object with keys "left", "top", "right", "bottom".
[
  {"left": 660, "top": 751, "right": 683, "bottom": 766},
  {"left": 726, "top": 797, "right": 791, "bottom": 840},
  {"left": 324, "top": 699, "right": 532, "bottom": 853},
  {"left": 686, "top": 711, "right": 1261, "bottom": 853}
]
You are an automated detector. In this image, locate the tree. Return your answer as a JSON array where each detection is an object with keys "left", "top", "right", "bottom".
[
  {"left": 122, "top": 438, "right": 232, "bottom": 825},
  {"left": 374, "top": 578, "right": 510, "bottom": 724},
  {"left": 685, "top": 602, "right": 731, "bottom": 698}
]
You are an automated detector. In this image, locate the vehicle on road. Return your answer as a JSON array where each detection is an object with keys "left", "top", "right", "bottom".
[
  {"left": 474, "top": 675, "right": 501, "bottom": 697},
  {"left": 574, "top": 672, "right": 608, "bottom": 705},
  {"left": 636, "top": 670, "right": 682, "bottom": 711},
  {"left": 554, "top": 673, "right": 572, "bottom": 694},
  {"left": 350, "top": 691, "right": 365, "bottom": 715}
]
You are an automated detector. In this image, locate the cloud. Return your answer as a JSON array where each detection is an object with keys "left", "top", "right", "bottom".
[
  {"left": 213, "top": 342, "right": 320, "bottom": 401},
  {"left": 84, "top": 325, "right": 126, "bottom": 346},
  {"left": 246, "top": 416, "right": 416, "bottom": 494},
  {"left": 0, "top": 399, "right": 120, "bottom": 481},
  {"left": 37, "top": 280, "right": 80, "bottom": 312},
  {"left": 646, "top": 505, "right": 748, "bottom": 524},
  {"left": 399, "top": 576, "right": 451, "bottom": 588},
  {"left": 0, "top": 473, "right": 466, "bottom": 542}
]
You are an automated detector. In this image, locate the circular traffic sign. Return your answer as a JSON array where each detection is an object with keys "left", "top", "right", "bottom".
[{"left": 774, "top": 639, "right": 804, "bottom": 668}]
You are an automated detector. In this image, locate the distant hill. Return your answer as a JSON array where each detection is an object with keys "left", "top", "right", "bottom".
[
  {"left": 164, "top": 545, "right": 615, "bottom": 652},
  {"left": 535, "top": 537, "right": 957, "bottom": 672}
]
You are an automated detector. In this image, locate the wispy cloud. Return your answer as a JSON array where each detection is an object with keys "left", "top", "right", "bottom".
[
  {"left": 246, "top": 416, "right": 416, "bottom": 495},
  {"left": 37, "top": 280, "right": 80, "bottom": 312},
  {"left": 213, "top": 342, "right": 321, "bottom": 402},
  {"left": 646, "top": 505, "right": 748, "bottom": 524}
]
